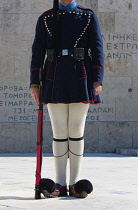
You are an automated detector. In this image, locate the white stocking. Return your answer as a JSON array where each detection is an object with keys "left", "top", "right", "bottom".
[
  {"left": 69, "top": 138, "right": 84, "bottom": 185},
  {"left": 68, "top": 103, "right": 89, "bottom": 185},
  {"left": 53, "top": 139, "right": 68, "bottom": 186},
  {"left": 47, "top": 104, "right": 68, "bottom": 186}
]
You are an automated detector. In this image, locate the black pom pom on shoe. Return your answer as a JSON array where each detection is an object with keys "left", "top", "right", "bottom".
[
  {"left": 39, "top": 178, "right": 56, "bottom": 193},
  {"left": 74, "top": 179, "right": 93, "bottom": 194}
]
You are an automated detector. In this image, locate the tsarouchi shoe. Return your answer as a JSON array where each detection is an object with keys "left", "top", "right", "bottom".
[
  {"left": 39, "top": 178, "right": 59, "bottom": 198},
  {"left": 55, "top": 183, "right": 68, "bottom": 197},
  {"left": 69, "top": 179, "right": 93, "bottom": 198}
]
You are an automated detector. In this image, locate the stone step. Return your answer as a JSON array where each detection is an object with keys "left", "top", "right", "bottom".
[{"left": 116, "top": 148, "right": 138, "bottom": 157}]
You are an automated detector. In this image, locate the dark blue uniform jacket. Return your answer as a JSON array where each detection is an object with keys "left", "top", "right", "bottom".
[{"left": 30, "top": 4, "right": 104, "bottom": 104}]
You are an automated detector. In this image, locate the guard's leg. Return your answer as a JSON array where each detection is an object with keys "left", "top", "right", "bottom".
[
  {"left": 47, "top": 103, "right": 69, "bottom": 188},
  {"left": 68, "top": 103, "right": 89, "bottom": 186}
]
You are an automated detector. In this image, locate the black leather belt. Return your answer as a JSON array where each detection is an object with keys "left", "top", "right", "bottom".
[{"left": 47, "top": 48, "right": 85, "bottom": 61}]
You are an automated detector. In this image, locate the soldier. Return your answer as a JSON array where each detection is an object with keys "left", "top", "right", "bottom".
[{"left": 30, "top": 0, "right": 104, "bottom": 198}]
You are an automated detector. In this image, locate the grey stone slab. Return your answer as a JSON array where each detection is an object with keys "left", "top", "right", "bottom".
[
  {"left": 116, "top": 148, "right": 138, "bottom": 156},
  {"left": 132, "top": 55, "right": 138, "bottom": 76},
  {"left": 104, "top": 57, "right": 133, "bottom": 75},
  {"left": 132, "top": 0, "right": 138, "bottom": 12},
  {"left": 98, "top": 12, "right": 115, "bottom": 33},
  {"left": 132, "top": 122, "right": 138, "bottom": 147},
  {"left": 0, "top": 0, "right": 16, "bottom": 13},
  {"left": 15, "top": 54, "right": 30, "bottom": 77},
  {"left": 104, "top": 57, "right": 115, "bottom": 77},
  {"left": 116, "top": 99, "right": 138, "bottom": 121},
  {"left": 0, "top": 35, "right": 15, "bottom": 55},
  {"left": 31, "top": 0, "right": 53, "bottom": 13},
  {"left": 98, "top": 0, "right": 132, "bottom": 12},
  {"left": 114, "top": 57, "right": 136, "bottom": 76},
  {"left": 0, "top": 55, "right": 14, "bottom": 77},
  {"left": 0, "top": 123, "right": 31, "bottom": 152},
  {"left": 133, "top": 76, "right": 138, "bottom": 98},
  {"left": 0, "top": 35, "right": 32, "bottom": 56},
  {"left": 0, "top": 14, "right": 15, "bottom": 35},
  {"left": 99, "top": 122, "right": 133, "bottom": 152},
  {"left": 0, "top": 77, "right": 31, "bottom": 91},
  {"left": 127, "top": 149, "right": 138, "bottom": 156},
  {"left": 116, "top": 148, "right": 128, "bottom": 155},
  {"left": 102, "top": 76, "right": 133, "bottom": 99},
  {"left": 84, "top": 122, "right": 99, "bottom": 152},
  {"left": 76, "top": 0, "right": 98, "bottom": 11},
  {"left": 115, "top": 13, "right": 138, "bottom": 33},
  {"left": 0, "top": 0, "right": 33, "bottom": 14},
  {"left": 14, "top": 14, "right": 39, "bottom": 35}
]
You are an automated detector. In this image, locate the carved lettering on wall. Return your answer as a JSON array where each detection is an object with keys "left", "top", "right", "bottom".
[{"left": 103, "top": 33, "right": 138, "bottom": 59}]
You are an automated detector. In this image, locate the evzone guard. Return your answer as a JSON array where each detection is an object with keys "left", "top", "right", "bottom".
[{"left": 30, "top": 0, "right": 104, "bottom": 198}]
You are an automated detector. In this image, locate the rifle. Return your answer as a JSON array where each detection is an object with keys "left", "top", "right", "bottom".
[
  {"left": 34, "top": 0, "right": 59, "bottom": 200},
  {"left": 34, "top": 48, "right": 44, "bottom": 199}
]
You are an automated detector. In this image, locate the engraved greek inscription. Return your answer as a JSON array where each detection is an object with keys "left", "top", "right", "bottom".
[
  {"left": 86, "top": 115, "right": 100, "bottom": 121},
  {"left": 103, "top": 33, "right": 138, "bottom": 59},
  {"left": 14, "top": 108, "right": 26, "bottom": 114}
]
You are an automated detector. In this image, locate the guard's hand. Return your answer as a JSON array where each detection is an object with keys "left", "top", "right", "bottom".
[
  {"left": 93, "top": 82, "right": 103, "bottom": 95},
  {"left": 30, "top": 86, "right": 40, "bottom": 106}
]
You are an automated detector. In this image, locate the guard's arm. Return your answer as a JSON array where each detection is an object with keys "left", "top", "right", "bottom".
[
  {"left": 88, "top": 13, "right": 104, "bottom": 86},
  {"left": 30, "top": 15, "right": 46, "bottom": 87}
]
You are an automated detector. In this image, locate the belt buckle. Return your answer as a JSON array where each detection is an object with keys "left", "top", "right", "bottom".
[{"left": 62, "top": 49, "right": 68, "bottom": 56}]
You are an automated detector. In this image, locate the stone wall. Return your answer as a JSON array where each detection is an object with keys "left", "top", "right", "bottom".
[{"left": 0, "top": 0, "right": 138, "bottom": 153}]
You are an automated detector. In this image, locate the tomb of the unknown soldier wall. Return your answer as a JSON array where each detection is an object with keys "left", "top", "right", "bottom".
[{"left": 0, "top": 0, "right": 138, "bottom": 153}]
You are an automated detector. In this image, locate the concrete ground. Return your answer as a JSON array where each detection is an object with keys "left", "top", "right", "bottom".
[{"left": 0, "top": 153, "right": 138, "bottom": 210}]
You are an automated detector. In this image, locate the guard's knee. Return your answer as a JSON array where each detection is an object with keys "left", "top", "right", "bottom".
[
  {"left": 69, "top": 137, "right": 84, "bottom": 156},
  {"left": 53, "top": 138, "right": 68, "bottom": 157}
]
